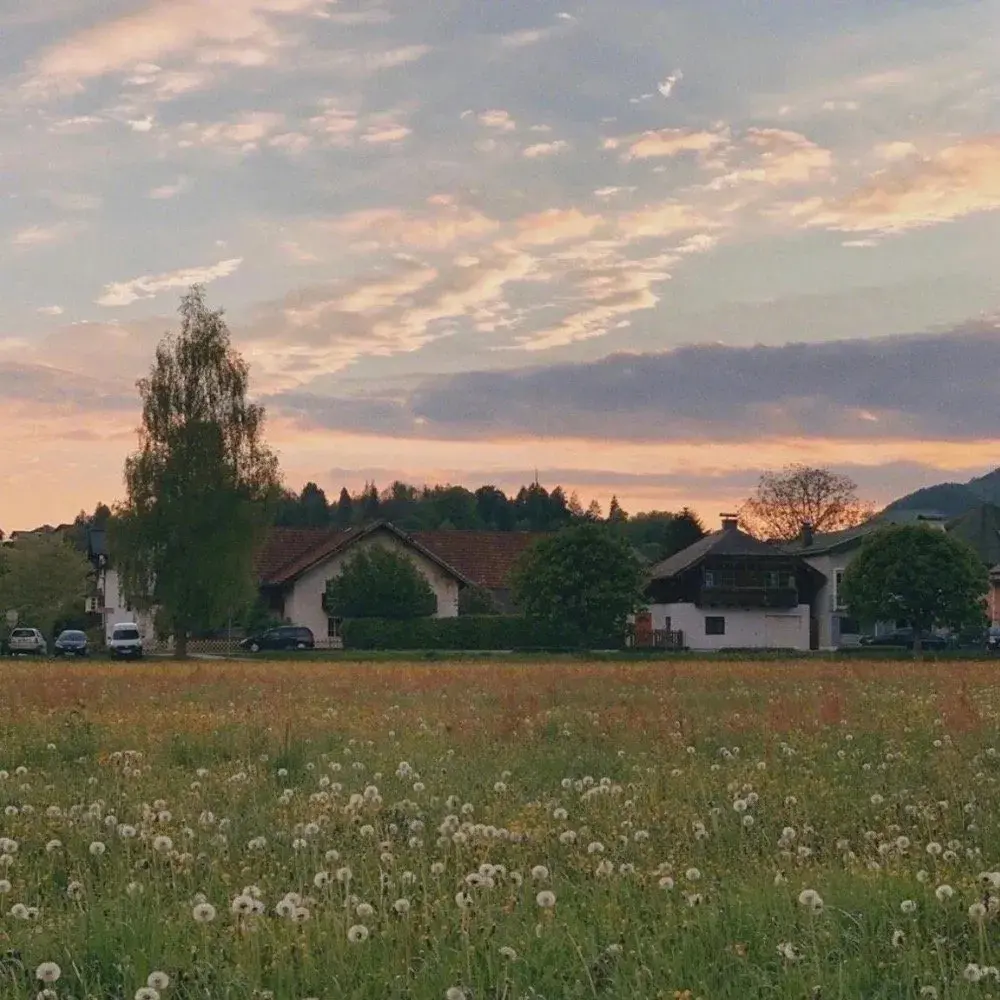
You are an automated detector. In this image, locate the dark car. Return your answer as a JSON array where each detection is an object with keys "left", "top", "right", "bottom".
[
  {"left": 859, "top": 628, "right": 948, "bottom": 650},
  {"left": 240, "top": 625, "right": 315, "bottom": 653},
  {"left": 987, "top": 626, "right": 1000, "bottom": 653},
  {"left": 53, "top": 630, "right": 89, "bottom": 657}
]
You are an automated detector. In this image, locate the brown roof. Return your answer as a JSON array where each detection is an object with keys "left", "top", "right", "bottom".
[
  {"left": 649, "top": 524, "right": 794, "bottom": 581},
  {"left": 410, "top": 531, "right": 543, "bottom": 590},
  {"left": 258, "top": 523, "right": 544, "bottom": 590},
  {"left": 256, "top": 527, "right": 348, "bottom": 582}
]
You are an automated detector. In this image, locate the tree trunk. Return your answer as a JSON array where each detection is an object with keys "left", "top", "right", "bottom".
[
  {"left": 173, "top": 617, "right": 188, "bottom": 660},
  {"left": 912, "top": 628, "right": 923, "bottom": 661}
]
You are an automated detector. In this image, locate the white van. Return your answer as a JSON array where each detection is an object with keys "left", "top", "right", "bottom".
[{"left": 108, "top": 622, "right": 143, "bottom": 659}]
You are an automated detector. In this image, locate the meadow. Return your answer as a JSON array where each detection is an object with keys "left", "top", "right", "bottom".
[{"left": 1, "top": 659, "right": 1000, "bottom": 1000}]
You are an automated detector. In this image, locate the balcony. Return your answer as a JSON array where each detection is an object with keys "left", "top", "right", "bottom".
[{"left": 698, "top": 585, "right": 799, "bottom": 609}]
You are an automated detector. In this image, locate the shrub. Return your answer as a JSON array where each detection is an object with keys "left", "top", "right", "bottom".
[{"left": 340, "top": 615, "right": 623, "bottom": 651}]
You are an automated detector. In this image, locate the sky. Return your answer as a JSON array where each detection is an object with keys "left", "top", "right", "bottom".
[{"left": 3, "top": 0, "right": 1000, "bottom": 532}]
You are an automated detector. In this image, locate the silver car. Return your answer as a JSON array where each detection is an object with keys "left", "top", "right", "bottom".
[{"left": 8, "top": 627, "right": 47, "bottom": 656}]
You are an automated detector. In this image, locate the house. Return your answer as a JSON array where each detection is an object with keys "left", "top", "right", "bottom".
[
  {"left": 786, "top": 514, "right": 948, "bottom": 649},
  {"left": 644, "top": 515, "right": 824, "bottom": 651},
  {"left": 85, "top": 528, "right": 155, "bottom": 643},
  {"left": 257, "top": 521, "right": 542, "bottom": 643}
]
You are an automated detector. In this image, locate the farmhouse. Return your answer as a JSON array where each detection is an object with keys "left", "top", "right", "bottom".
[
  {"left": 644, "top": 515, "right": 824, "bottom": 651},
  {"left": 256, "top": 521, "right": 540, "bottom": 642}
]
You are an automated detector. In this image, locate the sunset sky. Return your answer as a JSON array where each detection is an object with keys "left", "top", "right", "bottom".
[{"left": 3, "top": 0, "right": 1000, "bottom": 532}]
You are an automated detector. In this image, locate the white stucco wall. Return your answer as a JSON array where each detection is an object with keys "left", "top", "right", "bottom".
[
  {"left": 802, "top": 549, "right": 861, "bottom": 650},
  {"left": 101, "top": 568, "right": 154, "bottom": 644},
  {"left": 283, "top": 529, "right": 460, "bottom": 641},
  {"left": 648, "top": 602, "right": 812, "bottom": 651}
]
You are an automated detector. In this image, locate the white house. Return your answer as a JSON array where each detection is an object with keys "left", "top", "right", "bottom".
[
  {"left": 643, "top": 516, "right": 824, "bottom": 652},
  {"left": 258, "top": 521, "right": 478, "bottom": 643}
]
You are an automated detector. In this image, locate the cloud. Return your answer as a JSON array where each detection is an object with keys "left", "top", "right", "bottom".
[
  {"left": 148, "top": 177, "right": 192, "bottom": 200},
  {"left": 624, "top": 128, "right": 727, "bottom": 160},
  {"left": 10, "top": 223, "right": 80, "bottom": 248},
  {"left": 522, "top": 140, "right": 569, "bottom": 158},
  {"left": 37, "top": 306, "right": 64, "bottom": 317},
  {"left": 179, "top": 111, "right": 286, "bottom": 152},
  {"left": 361, "top": 123, "right": 412, "bottom": 145},
  {"left": 478, "top": 110, "right": 516, "bottom": 131},
  {"left": 127, "top": 116, "right": 155, "bottom": 132},
  {"left": 25, "top": 0, "right": 333, "bottom": 95},
  {"left": 96, "top": 258, "right": 244, "bottom": 307},
  {"left": 514, "top": 208, "right": 603, "bottom": 246},
  {"left": 800, "top": 135, "right": 1000, "bottom": 233},
  {"left": 707, "top": 129, "right": 833, "bottom": 188},
  {"left": 875, "top": 141, "right": 919, "bottom": 162},
  {"left": 499, "top": 28, "right": 558, "bottom": 48},
  {"left": 657, "top": 70, "right": 683, "bottom": 98},
  {"left": 324, "top": 199, "right": 499, "bottom": 251},
  {"left": 265, "top": 320, "right": 1000, "bottom": 444}
]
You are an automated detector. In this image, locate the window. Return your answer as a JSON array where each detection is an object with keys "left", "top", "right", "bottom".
[
  {"left": 705, "top": 616, "right": 726, "bottom": 636},
  {"left": 833, "top": 569, "right": 845, "bottom": 609},
  {"left": 704, "top": 570, "right": 715, "bottom": 588},
  {"left": 766, "top": 570, "right": 780, "bottom": 589},
  {"left": 327, "top": 617, "right": 343, "bottom": 639}
]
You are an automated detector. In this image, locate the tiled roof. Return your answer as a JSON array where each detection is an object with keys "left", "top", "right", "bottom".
[
  {"left": 410, "top": 531, "right": 542, "bottom": 590},
  {"left": 257, "top": 523, "right": 544, "bottom": 590},
  {"left": 256, "top": 527, "right": 348, "bottom": 583}
]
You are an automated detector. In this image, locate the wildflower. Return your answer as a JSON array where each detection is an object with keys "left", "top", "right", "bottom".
[
  {"left": 776, "top": 941, "right": 801, "bottom": 962},
  {"left": 45, "top": 840, "right": 62, "bottom": 853},
  {"left": 313, "top": 871, "right": 330, "bottom": 888},
  {"left": 9, "top": 903, "right": 29, "bottom": 920},
  {"left": 969, "top": 901, "right": 987, "bottom": 922},
  {"left": 147, "top": 972, "right": 170, "bottom": 990},
  {"left": 445, "top": 989, "right": 466, "bottom": 1000},
  {"left": 0, "top": 879, "right": 10, "bottom": 894},
  {"left": 192, "top": 902, "right": 217, "bottom": 923},
  {"left": 531, "top": 865, "right": 549, "bottom": 881},
  {"left": 658, "top": 876, "right": 675, "bottom": 890},
  {"left": 393, "top": 898, "right": 410, "bottom": 915},
  {"left": 35, "top": 963, "right": 61, "bottom": 983},
  {"left": 455, "top": 890, "right": 473, "bottom": 909},
  {"left": 935, "top": 884, "right": 954, "bottom": 902},
  {"left": 900, "top": 899, "right": 917, "bottom": 914},
  {"left": 926, "top": 841, "right": 943, "bottom": 856},
  {"left": 135, "top": 989, "right": 160, "bottom": 1000},
  {"left": 797, "top": 889, "right": 824, "bottom": 913},
  {"left": 356, "top": 902, "right": 375, "bottom": 919},
  {"left": 964, "top": 963, "right": 983, "bottom": 983},
  {"left": 347, "top": 924, "right": 369, "bottom": 943},
  {"left": 153, "top": 836, "right": 173, "bottom": 854},
  {"left": 66, "top": 880, "right": 84, "bottom": 900},
  {"left": 336, "top": 866, "right": 352, "bottom": 883},
  {"left": 919, "top": 988, "right": 938, "bottom": 998},
  {"left": 587, "top": 841, "right": 605, "bottom": 854},
  {"left": 685, "top": 867, "right": 701, "bottom": 882},
  {"left": 536, "top": 890, "right": 556, "bottom": 908},
  {"left": 891, "top": 929, "right": 906, "bottom": 948},
  {"left": 89, "top": 841, "right": 107, "bottom": 856},
  {"left": 275, "top": 898, "right": 296, "bottom": 918},
  {"left": 499, "top": 946, "right": 518, "bottom": 960}
]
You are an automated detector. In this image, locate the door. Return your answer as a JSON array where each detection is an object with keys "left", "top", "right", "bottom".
[{"left": 765, "top": 614, "right": 803, "bottom": 649}]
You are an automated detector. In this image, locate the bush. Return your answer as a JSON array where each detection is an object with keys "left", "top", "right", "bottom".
[{"left": 341, "top": 615, "right": 623, "bottom": 651}]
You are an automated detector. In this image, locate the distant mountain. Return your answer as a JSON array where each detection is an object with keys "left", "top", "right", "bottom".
[{"left": 884, "top": 468, "right": 1000, "bottom": 519}]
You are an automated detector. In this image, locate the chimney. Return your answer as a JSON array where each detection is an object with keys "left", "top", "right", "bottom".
[
  {"left": 720, "top": 512, "right": 739, "bottom": 531},
  {"left": 800, "top": 521, "right": 814, "bottom": 547}
]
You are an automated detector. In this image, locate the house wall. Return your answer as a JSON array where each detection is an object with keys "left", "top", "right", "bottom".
[
  {"left": 100, "top": 568, "right": 155, "bottom": 644},
  {"left": 647, "top": 602, "right": 812, "bottom": 651},
  {"left": 283, "top": 528, "right": 461, "bottom": 641}
]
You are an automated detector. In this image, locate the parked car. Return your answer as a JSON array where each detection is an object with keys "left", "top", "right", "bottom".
[
  {"left": 53, "top": 629, "right": 89, "bottom": 657},
  {"left": 858, "top": 628, "right": 949, "bottom": 650},
  {"left": 240, "top": 625, "right": 315, "bottom": 653},
  {"left": 108, "top": 623, "right": 143, "bottom": 659},
  {"left": 8, "top": 627, "right": 47, "bottom": 656}
]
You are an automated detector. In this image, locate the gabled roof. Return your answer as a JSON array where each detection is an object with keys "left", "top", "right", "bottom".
[
  {"left": 946, "top": 502, "right": 1000, "bottom": 566},
  {"left": 259, "top": 521, "right": 480, "bottom": 588},
  {"left": 784, "top": 511, "right": 948, "bottom": 557},
  {"left": 408, "top": 531, "right": 541, "bottom": 590},
  {"left": 648, "top": 525, "right": 790, "bottom": 581}
]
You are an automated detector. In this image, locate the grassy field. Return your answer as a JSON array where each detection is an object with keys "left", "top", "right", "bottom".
[{"left": 1, "top": 659, "right": 1000, "bottom": 999}]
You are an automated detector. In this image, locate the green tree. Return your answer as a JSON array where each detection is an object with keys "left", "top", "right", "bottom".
[
  {"left": 458, "top": 584, "right": 499, "bottom": 616},
  {"left": 841, "top": 525, "right": 987, "bottom": 655},
  {"left": 111, "top": 287, "right": 280, "bottom": 659},
  {"left": 739, "top": 464, "right": 874, "bottom": 541},
  {"left": 608, "top": 496, "right": 628, "bottom": 524},
  {"left": 0, "top": 534, "right": 91, "bottom": 639},
  {"left": 511, "top": 523, "right": 645, "bottom": 644},
  {"left": 335, "top": 487, "right": 354, "bottom": 527},
  {"left": 325, "top": 546, "right": 437, "bottom": 619}
]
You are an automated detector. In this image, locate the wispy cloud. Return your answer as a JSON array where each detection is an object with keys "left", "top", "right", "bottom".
[
  {"left": 148, "top": 177, "right": 192, "bottom": 200},
  {"left": 522, "top": 140, "right": 569, "bottom": 158},
  {"left": 10, "top": 222, "right": 81, "bottom": 248},
  {"left": 96, "top": 258, "right": 244, "bottom": 307}
]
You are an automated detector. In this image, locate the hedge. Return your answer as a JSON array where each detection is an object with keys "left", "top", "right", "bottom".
[{"left": 340, "top": 615, "right": 623, "bottom": 651}]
